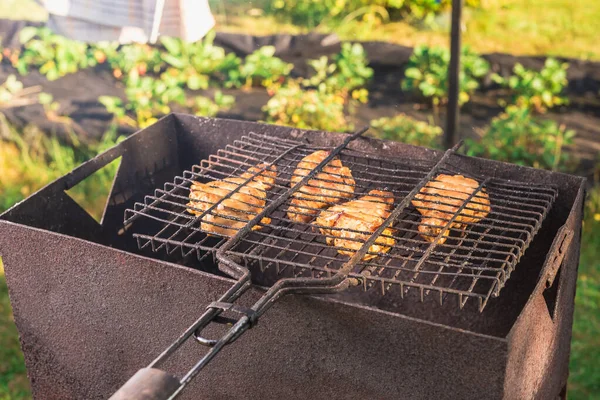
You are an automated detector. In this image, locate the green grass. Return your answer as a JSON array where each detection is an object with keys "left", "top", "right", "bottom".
[
  {"left": 0, "top": 0, "right": 46, "bottom": 21},
  {"left": 569, "top": 188, "right": 600, "bottom": 399},
  {"left": 214, "top": 0, "right": 600, "bottom": 60},
  {"left": 0, "top": 261, "right": 30, "bottom": 400}
]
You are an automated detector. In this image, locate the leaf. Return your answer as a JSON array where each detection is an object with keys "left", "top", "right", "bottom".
[
  {"left": 19, "top": 27, "right": 38, "bottom": 44},
  {"left": 46, "top": 69, "right": 59, "bottom": 81},
  {"left": 160, "top": 36, "right": 181, "bottom": 56},
  {"left": 541, "top": 91, "right": 553, "bottom": 106},
  {"left": 99, "top": 95, "right": 122, "bottom": 109},
  {"left": 38, "top": 92, "right": 53, "bottom": 105},
  {"left": 187, "top": 74, "right": 204, "bottom": 90},
  {"left": 491, "top": 73, "right": 504, "bottom": 84},
  {"left": 404, "top": 67, "right": 422, "bottom": 80},
  {"left": 162, "top": 54, "right": 185, "bottom": 69}
]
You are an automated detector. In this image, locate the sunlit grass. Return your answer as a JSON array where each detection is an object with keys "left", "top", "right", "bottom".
[
  {"left": 0, "top": 0, "right": 46, "bottom": 21},
  {"left": 213, "top": 0, "right": 600, "bottom": 60},
  {"left": 0, "top": 116, "right": 121, "bottom": 221}
]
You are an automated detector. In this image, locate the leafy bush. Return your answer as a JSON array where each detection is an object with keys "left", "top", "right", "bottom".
[
  {"left": 159, "top": 32, "right": 241, "bottom": 90},
  {"left": 191, "top": 91, "right": 235, "bottom": 117},
  {"left": 263, "top": 80, "right": 350, "bottom": 131},
  {"left": 370, "top": 114, "right": 442, "bottom": 148},
  {"left": 98, "top": 96, "right": 137, "bottom": 128},
  {"left": 304, "top": 43, "right": 372, "bottom": 98},
  {"left": 101, "top": 88, "right": 235, "bottom": 128},
  {"left": 402, "top": 45, "right": 490, "bottom": 106},
  {"left": 225, "top": 46, "right": 292, "bottom": 89},
  {"left": 264, "top": 0, "right": 480, "bottom": 27},
  {"left": 103, "top": 42, "right": 163, "bottom": 82},
  {"left": 265, "top": 0, "right": 366, "bottom": 28},
  {"left": 99, "top": 76, "right": 185, "bottom": 128},
  {"left": 492, "top": 58, "right": 569, "bottom": 113},
  {"left": 15, "top": 27, "right": 100, "bottom": 80},
  {"left": 465, "top": 105, "right": 575, "bottom": 171}
]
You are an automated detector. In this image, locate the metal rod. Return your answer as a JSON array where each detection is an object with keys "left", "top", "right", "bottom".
[
  {"left": 216, "top": 126, "right": 370, "bottom": 274},
  {"left": 445, "top": 0, "right": 463, "bottom": 149},
  {"left": 339, "top": 140, "right": 464, "bottom": 277}
]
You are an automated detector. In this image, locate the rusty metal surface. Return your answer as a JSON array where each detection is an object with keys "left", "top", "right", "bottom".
[
  {"left": 504, "top": 184, "right": 585, "bottom": 399},
  {"left": 0, "top": 115, "right": 586, "bottom": 399},
  {"left": 1, "top": 221, "right": 509, "bottom": 400}
]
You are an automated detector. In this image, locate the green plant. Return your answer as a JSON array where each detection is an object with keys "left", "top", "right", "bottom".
[
  {"left": 263, "top": 0, "right": 475, "bottom": 28},
  {"left": 159, "top": 32, "right": 241, "bottom": 90},
  {"left": 402, "top": 45, "right": 490, "bottom": 106},
  {"left": 225, "top": 46, "right": 292, "bottom": 89},
  {"left": 265, "top": 0, "right": 360, "bottom": 28},
  {"left": 126, "top": 76, "right": 186, "bottom": 127},
  {"left": 263, "top": 80, "right": 350, "bottom": 131},
  {"left": 38, "top": 92, "right": 59, "bottom": 115},
  {"left": 465, "top": 105, "right": 576, "bottom": 171},
  {"left": 100, "top": 76, "right": 186, "bottom": 128},
  {"left": 191, "top": 90, "right": 235, "bottom": 117},
  {"left": 98, "top": 96, "right": 137, "bottom": 127},
  {"left": 103, "top": 42, "right": 163, "bottom": 81},
  {"left": 100, "top": 78, "right": 234, "bottom": 128},
  {"left": 492, "top": 58, "right": 569, "bottom": 113},
  {"left": 304, "top": 42, "right": 373, "bottom": 100},
  {"left": 15, "top": 27, "right": 99, "bottom": 80},
  {"left": 370, "top": 114, "right": 442, "bottom": 148}
]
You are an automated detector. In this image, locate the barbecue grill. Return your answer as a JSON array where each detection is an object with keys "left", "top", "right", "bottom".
[{"left": 0, "top": 114, "right": 585, "bottom": 400}]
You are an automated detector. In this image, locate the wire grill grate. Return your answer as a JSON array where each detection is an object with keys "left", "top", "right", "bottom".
[{"left": 126, "top": 132, "right": 557, "bottom": 311}]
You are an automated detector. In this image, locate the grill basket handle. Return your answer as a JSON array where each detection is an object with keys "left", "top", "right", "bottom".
[{"left": 109, "top": 368, "right": 180, "bottom": 400}]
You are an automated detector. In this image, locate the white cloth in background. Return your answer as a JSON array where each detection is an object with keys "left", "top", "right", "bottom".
[{"left": 39, "top": 0, "right": 215, "bottom": 43}]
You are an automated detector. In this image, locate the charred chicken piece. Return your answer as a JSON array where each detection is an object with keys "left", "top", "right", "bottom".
[
  {"left": 287, "top": 150, "right": 355, "bottom": 223},
  {"left": 316, "top": 190, "right": 395, "bottom": 261},
  {"left": 186, "top": 163, "right": 277, "bottom": 236},
  {"left": 412, "top": 174, "right": 491, "bottom": 243}
]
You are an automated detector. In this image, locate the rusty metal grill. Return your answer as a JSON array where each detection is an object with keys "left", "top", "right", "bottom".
[{"left": 125, "top": 131, "right": 557, "bottom": 311}]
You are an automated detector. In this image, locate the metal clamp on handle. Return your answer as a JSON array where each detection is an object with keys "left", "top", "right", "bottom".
[
  {"left": 195, "top": 302, "right": 258, "bottom": 347},
  {"left": 543, "top": 225, "right": 574, "bottom": 288}
]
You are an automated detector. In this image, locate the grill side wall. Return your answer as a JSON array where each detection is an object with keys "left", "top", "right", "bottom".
[
  {"left": 0, "top": 222, "right": 508, "bottom": 400},
  {"left": 504, "top": 184, "right": 585, "bottom": 399}
]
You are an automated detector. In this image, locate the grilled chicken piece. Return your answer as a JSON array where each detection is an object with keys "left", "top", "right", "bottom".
[
  {"left": 412, "top": 174, "right": 491, "bottom": 243},
  {"left": 240, "top": 164, "right": 277, "bottom": 190},
  {"left": 186, "top": 163, "right": 277, "bottom": 236},
  {"left": 316, "top": 190, "right": 395, "bottom": 261},
  {"left": 287, "top": 150, "right": 355, "bottom": 223}
]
